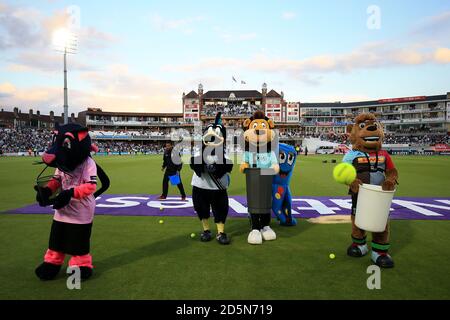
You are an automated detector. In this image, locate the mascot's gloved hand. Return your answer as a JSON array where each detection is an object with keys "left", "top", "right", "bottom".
[
  {"left": 205, "top": 164, "right": 217, "bottom": 174},
  {"left": 212, "top": 164, "right": 229, "bottom": 179},
  {"left": 52, "top": 188, "right": 74, "bottom": 210},
  {"left": 34, "top": 186, "right": 53, "bottom": 207},
  {"left": 193, "top": 164, "right": 204, "bottom": 177},
  {"left": 350, "top": 178, "right": 363, "bottom": 193},
  {"left": 382, "top": 179, "right": 396, "bottom": 191}
]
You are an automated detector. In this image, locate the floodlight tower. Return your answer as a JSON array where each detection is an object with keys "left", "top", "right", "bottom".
[{"left": 52, "top": 28, "right": 78, "bottom": 124}]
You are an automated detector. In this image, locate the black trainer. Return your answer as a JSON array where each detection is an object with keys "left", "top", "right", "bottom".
[
  {"left": 35, "top": 262, "right": 62, "bottom": 281},
  {"left": 216, "top": 232, "right": 231, "bottom": 245},
  {"left": 347, "top": 244, "right": 364, "bottom": 257},
  {"left": 200, "top": 230, "right": 212, "bottom": 242},
  {"left": 374, "top": 254, "right": 395, "bottom": 268},
  {"left": 79, "top": 266, "right": 94, "bottom": 280}
]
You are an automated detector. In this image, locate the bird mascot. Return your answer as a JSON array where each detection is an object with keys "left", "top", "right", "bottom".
[
  {"left": 190, "top": 113, "right": 233, "bottom": 244},
  {"left": 343, "top": 113, "right": 398, "bottom": 268},
  {"left": 34, "top": 123, "right": 109, "bottom": 280},
  {"left": 240, "top": 110, "right": 279, "bottom": 245},
  {"left": 272, "top": 143, "right": 297, "bottom": 226}
]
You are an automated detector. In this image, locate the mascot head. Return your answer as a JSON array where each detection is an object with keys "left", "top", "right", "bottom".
[
  {"left": 243, "top": 110, "right": 275, "bottom": 147},
  {"left": 346, "top": 113, "right": 384, "bottom": 153},
  {"left": 42, "top": 123, "right": 97, "bottom": 172},
  {"left": 202, "top": 112, "right": 226, "bottom": 149},
  {"left": 277, "top": 143, "right": 297, "bottom": 181}
]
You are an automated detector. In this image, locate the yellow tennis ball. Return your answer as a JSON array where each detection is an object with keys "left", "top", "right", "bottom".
[
  {"left": 329, "top": 253, "right": 336, "bottom": 259},
  {"left": 159, "top": 219, "right": 164, "bottom": 224},
  {"left": 333, "top": 163, "right": 356, "bottom": 185}
]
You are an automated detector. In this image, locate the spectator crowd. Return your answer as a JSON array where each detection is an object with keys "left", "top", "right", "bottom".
[
  {"left": 1, "top": 127, "right": 448, "bottom": 156},
  {"left": 202, "top": 104, "right": 260, "bottom": 117},
  {"left": 0, "top": 128, "right": 52, "bottom": 154}
]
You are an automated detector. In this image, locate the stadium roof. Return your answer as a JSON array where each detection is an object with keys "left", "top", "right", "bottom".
[
  {"left": 266, "top": 89, "right": 282, "bottom": 98},
  {"left": 184, "top": 91, "right": 198, "bottom": 99},
  {"left": 0, "top": 110, "right": 67, "bottom": 123},
  {"left": 202, "top": 90, "right": 263, "bottom": 100},
  {"left": 301, "top": 94, "right": 449, "bottom": 108}
]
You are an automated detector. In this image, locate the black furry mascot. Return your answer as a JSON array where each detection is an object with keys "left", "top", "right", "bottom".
[
  {"left": 34, "top": 123, "right": 109, "bottom": 280},
  {"left": 190, "top": 113, "right": 233, "bottom": 244}
]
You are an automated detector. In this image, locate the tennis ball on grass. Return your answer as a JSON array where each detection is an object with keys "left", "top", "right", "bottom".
[
  {"left": 190, "top": 233, "right": 196, "bottom": 238},
  {"left": 333, "top": 163, "right": 357, "bottom": 185},
  {"left": 159, "top": 219, "right": 164, "bottom": 224},
  {"left": 329, "top": 253, "right": 336, "bottom": 259}
]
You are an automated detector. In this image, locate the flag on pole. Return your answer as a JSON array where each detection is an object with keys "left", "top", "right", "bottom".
[{"left": 232, "top": 76, "right": 237, "bottom": 82}]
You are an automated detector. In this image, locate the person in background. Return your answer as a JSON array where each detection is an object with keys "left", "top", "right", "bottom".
[
  {"left": 304, "top": 146, "right": 308, "bottom": 156},
  {"left": 159, "top": 142, "right": 186, "bottom": 200}
]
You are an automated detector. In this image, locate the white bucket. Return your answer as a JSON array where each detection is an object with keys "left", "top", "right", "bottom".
[{"left": 355, "top": 184, "right": 395, "bottom": 232}]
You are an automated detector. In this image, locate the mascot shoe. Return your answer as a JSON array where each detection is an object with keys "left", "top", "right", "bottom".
[
  {"left": 248, "top": 230, "right": 263, "bottom": 245},
  {"left": 261, "top": 226, "right": 277, "bottom": 241}
]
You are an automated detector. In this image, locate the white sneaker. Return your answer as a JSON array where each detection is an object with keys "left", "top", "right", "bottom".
[
  {"left": 261, "top": 226, "right": 277, "bottom": 241},
  {"left": 248, "top": 229, "right": 263, "bottom": 245}
]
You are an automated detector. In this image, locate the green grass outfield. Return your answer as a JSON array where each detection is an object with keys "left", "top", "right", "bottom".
[{"left": 0, "top": 154, "right": 449, "bottom": 299}]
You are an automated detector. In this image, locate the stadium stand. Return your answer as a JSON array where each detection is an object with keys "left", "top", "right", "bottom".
[{"left": 1, "top": 86, "right": 449, "bottom": 156}]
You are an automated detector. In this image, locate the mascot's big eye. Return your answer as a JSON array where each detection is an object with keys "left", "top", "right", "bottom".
[
  {"left": 252, "top": 122, "right": 258, "bottom": 129},
  {"left": 215, "top": 128, "right": 221, "bottom": 136},
  {"left": 359, "top": 123, "right": 366, "bottom": 129},
  {"left": 287, "top": 153, "right": 295, "bottom": 165},
  {"left": 261, "top": 122, "right": 267, "bottom": 129},
  {"left": 279, "top": 152, "right": 286, "bottom": 164},
  {"left": 62, "top": 137, "right": 72, "bottom": 149}
]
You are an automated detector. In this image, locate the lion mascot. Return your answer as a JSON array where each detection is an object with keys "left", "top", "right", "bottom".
[
  {"left": 34, "top": 123, "right": 109, "bottom": 280},
  {"left": 240, "top": 110, "right": 279, "bottom": 244},
  {"left": 343, "top": 113, "right": 398, "bottom": 268},
  {"left": 272, "top": 143, "right": 297, "bottom": 226},
  {"left": 190, "top": 113, "right": 233, "bottom": 244}
]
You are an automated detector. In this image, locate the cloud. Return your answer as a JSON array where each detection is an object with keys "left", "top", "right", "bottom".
[
  {"left": 162, "top": 57, "right": 240, "bottom": 73},
  {"left": 282, "top": 12, "right": 297, "bottom": 20},
  {"left": 163, "top": 41, "right": 450, "bottom": 85},
  {"left": 150, "top": 14, "right": 204, "bottom": 34},
  {"left": 0, "top": 61, "right": 183, "bottom": 114},
  {"left": 411, "top": 11, "right": 450, "bottom": 38},
  {"left": 6, "top": 52, "right": 95, "bottom": 73},
  {"left": 434, "top": 47, "right": 450, "bottom": 63},
  {"left": 213, "top": 26, "right": 258, "bottom": 43},
  {"left": 74, "top": 64, "right": 181, "bottom": 113},
  {"left": 0, "top": 82, "right": 62, "bottom": 109},
  {"left": 0, "top": 4, "right": 44, "bottom": 49},
  {"left": 0, "top": 3, "right": 117, "bottom": 51}
]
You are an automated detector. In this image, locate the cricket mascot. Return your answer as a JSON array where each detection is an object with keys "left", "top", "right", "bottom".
[
  {"left": 190, "top": 113, "right": 233, "bottom": 245},
  {"left": 343, "top": 113, "right": 398, "bottom": 268},
  {"left": 240, "top": 110, "right": 279, "bottom": 244},
  {"left": 34, "top": 123, "right": 109, "bottom": 280},
  {"left": 272, "top": 143, "right": 297, "bottom": 226}
]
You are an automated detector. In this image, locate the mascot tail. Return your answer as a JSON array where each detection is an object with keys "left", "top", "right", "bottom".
[{"left": 94, "top": 162, "right": 110, "bottom": 198}]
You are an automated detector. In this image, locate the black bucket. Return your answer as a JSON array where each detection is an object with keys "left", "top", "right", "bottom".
[{"left": 244, "top": 168, "right": 274, "bottom": 214}]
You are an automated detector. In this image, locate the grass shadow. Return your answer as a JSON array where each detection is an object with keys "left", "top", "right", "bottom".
[
  {"left": 94, "top": 234, "right": 192, "bottom": 276},
  {"left": 389, "top": 219, "right": 413, "bottom": 255}
]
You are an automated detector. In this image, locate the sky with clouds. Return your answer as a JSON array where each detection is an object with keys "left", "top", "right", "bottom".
[{"left": 0, "top": 0, "right": 449, "bottom": 114}]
